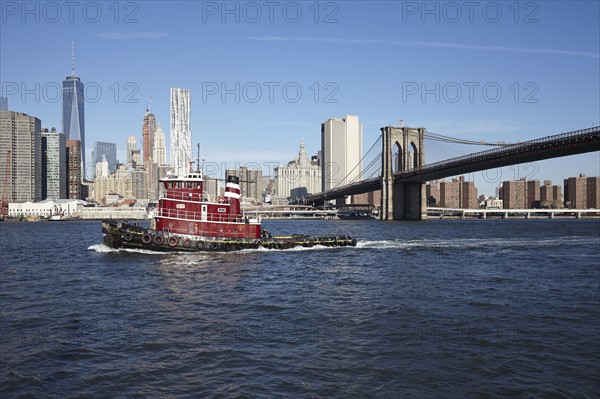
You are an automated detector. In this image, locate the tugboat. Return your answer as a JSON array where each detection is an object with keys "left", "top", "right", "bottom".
[{"left": 102, "top": 169, "right": 357, "bottom": 252}]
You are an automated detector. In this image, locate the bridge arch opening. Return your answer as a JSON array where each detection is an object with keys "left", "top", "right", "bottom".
[
  {"left": 392, "top": 141, "right": 402, "bottom": 173},
  {"left": 408, "top": 141, "right": 418, "bottom": 170}
]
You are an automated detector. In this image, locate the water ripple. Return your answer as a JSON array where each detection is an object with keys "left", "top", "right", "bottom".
[{"left": 1, "top": 219, "right": 599, "bottom": 397}]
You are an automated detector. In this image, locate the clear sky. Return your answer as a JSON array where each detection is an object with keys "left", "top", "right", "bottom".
[{"left": 1, "top": 0, "right": 598, "bottom": 196}]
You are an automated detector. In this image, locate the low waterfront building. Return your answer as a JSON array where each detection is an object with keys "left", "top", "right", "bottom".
[
  {"left": 269, "top": 195, "right": 290, "bottom": 206},
  {"left": 485, "top": 198, "right": 503, "bottom": 209},
  {"left": 8, "top": 199, "right": 86, "bottom": 218}
]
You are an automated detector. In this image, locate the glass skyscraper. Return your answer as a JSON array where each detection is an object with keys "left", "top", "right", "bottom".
[
  {"left": 92, "top": 141, "right": 117, "bottom": 175},
  {"left": 62, "top": 75, "right": 85, "bottom": 178},
  {"left": 41, "top": 128, "right": 67, "bottom": 199}
]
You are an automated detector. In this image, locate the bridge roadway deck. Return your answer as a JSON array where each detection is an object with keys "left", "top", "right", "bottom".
[{"left": 307, "top": 126, "right": 600, "bottom": 202}]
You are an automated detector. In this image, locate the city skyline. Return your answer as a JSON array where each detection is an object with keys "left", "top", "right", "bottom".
[{"left": 0, "top": 1, "right": 598, "bottom": 196}]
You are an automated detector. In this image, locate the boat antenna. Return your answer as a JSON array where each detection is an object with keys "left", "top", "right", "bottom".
[{"left": 197, "top": 143, "right": 201, "bottom": 174}]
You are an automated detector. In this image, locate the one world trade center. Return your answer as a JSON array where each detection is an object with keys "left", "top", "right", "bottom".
[{"left": 62, "top": 42, "right": 86, "bottom": 179}]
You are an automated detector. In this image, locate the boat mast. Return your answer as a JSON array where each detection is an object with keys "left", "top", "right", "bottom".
[{"left": 197, "top": 143, "right": 201, "bottom": 174}]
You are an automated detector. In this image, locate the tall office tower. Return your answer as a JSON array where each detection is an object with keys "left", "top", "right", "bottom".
[
  {"left": 142, "top": 108, "right": 158, "bottom": 200},
  {"left": 127, "top": 136, "right": 137, "bottom": 163},
  {"left": 0, "top": 96, "right": 8, "bottom": 111},
  {"left": 0, "top": 111, "right": 42, "bottom": 202},
  {"left": 142, "top": 109, "right": 156, "bottom": 163},
  {"left": 62, "top": 42, "right": 86, "bottom": 178},
  {"left": 153, "top": 123, "right": 167, "bottom": 166},
  {"left": 41, "top": 128, "right": 67, "bottom": 199},
  {"left": 93, "top": 141, "right": 117, "bottom": 175},
  {"left": 170, "top": 88, "right": 191, "bottom": 176},
  {"left": 321, "top": 114, "right": 363, "bottom": 197},
  {"left": 66, "top": 140, "right": 83, "bottom": 199}
]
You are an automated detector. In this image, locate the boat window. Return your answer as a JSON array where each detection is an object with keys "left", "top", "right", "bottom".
[
  {"left": 175, "top": 182, "right": 179, "bottom": 188},
  {"left": 188, "top": 182, "right": 194, "bottom": 188},
  {"left": 196, "top": 182, "right": 201, "bottom": 189}
]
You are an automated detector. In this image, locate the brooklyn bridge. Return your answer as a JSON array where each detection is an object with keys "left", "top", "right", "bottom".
[{"left": 305, "top": 125, "right": 600, "bottom": 220}]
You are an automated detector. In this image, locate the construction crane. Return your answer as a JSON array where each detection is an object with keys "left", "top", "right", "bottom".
[{"left": 1, "top": 150, "right": 11, "bottom": 218}]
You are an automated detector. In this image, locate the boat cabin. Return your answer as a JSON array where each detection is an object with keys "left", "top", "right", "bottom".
[{"left": 154, "top": 172, "right": 261, "bottom": 239}]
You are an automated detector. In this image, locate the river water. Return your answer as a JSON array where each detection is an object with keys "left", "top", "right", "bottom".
[{"left": 1, "top": 218, "right": 598, "bottom": 398}]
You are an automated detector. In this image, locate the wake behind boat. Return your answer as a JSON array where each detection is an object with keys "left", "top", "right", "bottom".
[{"left": 102, "top": 171, "right": 357, "bottom": 252}]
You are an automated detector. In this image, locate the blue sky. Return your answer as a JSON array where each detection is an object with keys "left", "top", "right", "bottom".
[{"left": 1, "top": 0, "right": 599, "bottom": 196}]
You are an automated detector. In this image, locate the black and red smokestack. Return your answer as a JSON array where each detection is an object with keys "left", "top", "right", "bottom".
[{"left": 224, "top": 175, "right": 241, "bottom": 216}]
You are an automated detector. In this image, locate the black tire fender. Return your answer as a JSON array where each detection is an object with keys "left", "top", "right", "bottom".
[
  {"left": 142, "top": 234, "right": 152, "bottom": 244},
  {"left": 167, "top": 236, "right": 178, "bottom": 247}
]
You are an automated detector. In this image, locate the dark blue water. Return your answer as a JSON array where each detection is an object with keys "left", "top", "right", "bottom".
[{"left": 1, "top": 219, "right": 599, "bottom": 398}]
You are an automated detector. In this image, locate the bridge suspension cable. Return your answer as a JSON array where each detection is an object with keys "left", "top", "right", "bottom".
[
  {"left": 424, "top": 131, "right": 509, "bottom": 147},
  {"left": 329, "top": 135, "right": 382, "bottom": 191},
  {"left": 346, "top": 149, "right": 382, "bottom": 184}
]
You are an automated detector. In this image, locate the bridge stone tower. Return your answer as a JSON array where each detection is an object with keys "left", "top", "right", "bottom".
[{"left": 381, "top": 126, "right": 427, "bottom": 220}]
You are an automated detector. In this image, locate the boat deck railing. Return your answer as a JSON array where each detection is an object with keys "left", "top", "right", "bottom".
[
  {"left": 160, "top": 191, "right": 216, "bottom": 203},
  {"left": 156, "top": 208, "right": 250, "bottom": 223}
]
